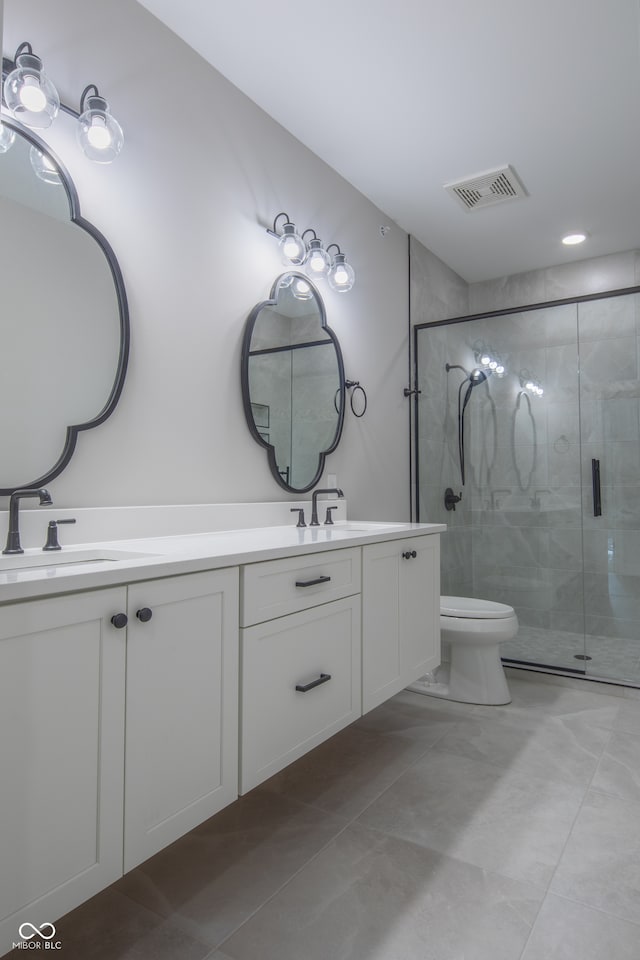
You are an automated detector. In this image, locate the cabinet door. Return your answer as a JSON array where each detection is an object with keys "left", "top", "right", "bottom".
[
  {"left": 240, "top": 595, "right": 361, "bottom": 793},
  {"left": 124, "top": 569, "right": 239, "bottom": 871},
  {"left": 362, "top": 536, "right": 440, "bottom": 713},
  {"left": 0, "top": 587, "right": 126, "bottom": 953}
]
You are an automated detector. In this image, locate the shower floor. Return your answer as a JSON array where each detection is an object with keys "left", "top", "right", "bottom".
[{"left": 502, "top": 625, "right": 640, "bottom": 687}]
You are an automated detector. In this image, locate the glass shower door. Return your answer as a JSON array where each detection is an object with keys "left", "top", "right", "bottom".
[{"left": 579, "top": 292, "right": 640, "bottom": 683}]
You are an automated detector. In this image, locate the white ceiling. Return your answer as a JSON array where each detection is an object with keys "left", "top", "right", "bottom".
[{"left": 137, "top": 0, "right": 640, "bottom": 283}]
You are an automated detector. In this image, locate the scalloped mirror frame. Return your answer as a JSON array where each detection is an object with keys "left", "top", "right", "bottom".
[
  {"left": 241, "top": 273, "right": 345, "bottom": 493},
  {"left": 0, "top": 116, "right": 129, "bottom": 496}
]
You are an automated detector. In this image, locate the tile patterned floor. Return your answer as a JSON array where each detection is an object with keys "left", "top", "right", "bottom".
[{"left": 6, "top": 675, "right": 640, "bottom": 960}]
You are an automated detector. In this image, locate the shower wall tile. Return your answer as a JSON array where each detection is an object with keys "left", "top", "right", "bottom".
[
  {"left": 544, "top": 251, "right": 637, "bottom": 301},
  {"left": 579, "top": 337, "right": 638, "bottom": 394},
  {"left": 545, "top": 529, "right": 583, "bottom": 571},
  {"left": 468, "top": 272, "right": 546, "bottom": 314},
  {"left": 549, "top": 610, "right": 586, "bottom": 636},
  {"left": 546, "top": 401, "right": 579, "bottom": 445},
  {"left": 584, "top": 588, "right": 640, "bottom": 622},
  {"left": 581, "top": 399, "right": 639, "bottom": 445},
  {"left": 409, "top": 236, "right": 469, "bottom": 325},
  {"left": 418, "top": 251, "right": 640, "bottom": 689},
  {"left": 544, "top": 344, "right": 580, "bottom": 402},
  {"left": 578, "top": 293, "right": 638, "bottom": 340},
  {"left": 471, "top": 526, "right": 546, "bottom": 569}
]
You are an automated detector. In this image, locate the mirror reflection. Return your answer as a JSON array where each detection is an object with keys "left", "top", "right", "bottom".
[
  {"left": 0, "top": 119, "right": 128, "bottom": 494},
  {"left": 242, "top": 273, "right": 345, "bottom": 492}
]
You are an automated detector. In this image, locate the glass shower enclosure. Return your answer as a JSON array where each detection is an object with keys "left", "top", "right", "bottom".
[{"left": 414, "top": 289, "right": 640, "bottom": 686}]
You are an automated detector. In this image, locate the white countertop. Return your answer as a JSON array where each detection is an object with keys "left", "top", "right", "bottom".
[{"left": 0, "top": 521, "right": 445, "bottom": 604}]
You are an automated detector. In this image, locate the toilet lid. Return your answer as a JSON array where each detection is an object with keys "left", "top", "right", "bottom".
[{"left": 440, "top": 596, "right": 515, "bottom": 619}]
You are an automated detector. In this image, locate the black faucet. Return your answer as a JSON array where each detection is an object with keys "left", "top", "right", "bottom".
[
  {"left": 310, "top": 487, "right": 344, "bottom": 526},
  {"left": 3, "top": 488, "right": 53, "bottom": 555}
]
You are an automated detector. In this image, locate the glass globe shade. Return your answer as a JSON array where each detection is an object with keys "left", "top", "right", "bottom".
[
  {"left": 278, "top": 223, "right": 305, "bottom": 265},
  {"left": 4, "top": 52, "right": 59, "bottom": 129},
  {"left": 328, "top": 253, "right": 355, "bottom": 292},
  {"left": 77, "top": 94, "right": 124, "bottom": 163},
  {"left": 304, "top": 239, "right": 331, "bottom": 280}
]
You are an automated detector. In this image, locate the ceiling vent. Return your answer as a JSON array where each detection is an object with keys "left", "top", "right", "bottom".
[{"left": 444, "top": 165, "right": 528, "bottom": 212}]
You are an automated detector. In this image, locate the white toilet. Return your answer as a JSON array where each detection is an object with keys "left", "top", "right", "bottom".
[{"left": 408, "top": 596, "right": 518, "bottom": 705}]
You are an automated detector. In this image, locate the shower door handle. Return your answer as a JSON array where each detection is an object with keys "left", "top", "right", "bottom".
[{"left": 592, "top": 458, "right": 602, "bottom": 517}]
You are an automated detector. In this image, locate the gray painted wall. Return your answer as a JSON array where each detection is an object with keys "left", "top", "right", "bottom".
[{"left": 2, "top": 0, "right": 410, "bottom": 520}]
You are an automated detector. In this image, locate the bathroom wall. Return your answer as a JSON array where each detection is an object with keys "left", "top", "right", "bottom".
[{"left": 2, "top": 0, "right": 411, "bottom": 520}]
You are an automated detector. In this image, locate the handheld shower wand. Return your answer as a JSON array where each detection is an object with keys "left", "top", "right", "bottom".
[{"left": 446, "top": 364, "right": 492, "bottom": 485}]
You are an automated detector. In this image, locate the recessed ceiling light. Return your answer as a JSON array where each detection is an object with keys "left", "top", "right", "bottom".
[{"left": 562, "top": 232, "right": 587, "bottom": 245}]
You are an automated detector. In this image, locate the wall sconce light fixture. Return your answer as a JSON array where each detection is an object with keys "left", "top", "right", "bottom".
[
  {"left": 77, "top": 84, "right": 124, "bottom": 163},
  {"left": 302, "top": 229, "right": 331, "bottom": 280},
  {"left": 326, "top": 244, "right": 355, "bottom": 293},
  {"left": 267, "top": 212, "right": 306, "bottom": 265},
  {"left": 3, "top": 42, "right": 59, "bottom": 129},
  {"left": 267, "top": 213, "right": 356, "bottom": 291},
  {"left": 3, "top": 42, "right": 124, "bottom": 164}
]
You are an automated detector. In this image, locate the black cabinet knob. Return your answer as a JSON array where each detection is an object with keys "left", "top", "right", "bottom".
[
  {"left": 136, "top": 607, "right": 153, "bottom": 623},
  {"left": 402, "top": 550, "right": 417, "bottom": 559},
  {"left": 111, "top": 613, "right": 128, "bottom": 629}
]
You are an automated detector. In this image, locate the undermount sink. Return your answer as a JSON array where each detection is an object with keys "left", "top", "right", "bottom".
[
  {"left": 0, "top": 548, "right": 158, "bottom": 573},
  {"left": 335, "top": 522, "right": 407, "bottom": 532}
]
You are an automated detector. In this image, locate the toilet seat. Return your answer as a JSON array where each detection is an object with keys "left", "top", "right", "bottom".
[{"left": 440, "top": 596, "right": 515, "bottom": 619}]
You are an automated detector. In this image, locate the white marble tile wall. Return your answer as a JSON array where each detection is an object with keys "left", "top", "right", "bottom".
[{"left": 414, "top": 244, "right": 640, "bottom": 685}]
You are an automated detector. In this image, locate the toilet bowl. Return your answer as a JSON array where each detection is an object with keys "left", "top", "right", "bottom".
[{"left": 407, "top": 596, "right": 518, "bottom": 705}]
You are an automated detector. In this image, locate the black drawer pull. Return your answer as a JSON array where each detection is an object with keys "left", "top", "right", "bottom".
[
  {"left": 402, "top": 550, "right": 417, "bottom": 559},
  {"left": 295, "top": 575, "right": 331, "bottom": 588},
  {"left": 295, "top": 673, "right": 332, "bottom": 693}
]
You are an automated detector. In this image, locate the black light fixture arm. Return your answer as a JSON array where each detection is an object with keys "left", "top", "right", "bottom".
[
  {"left": 326, "top": 243, "right": 342, "bottom": 257},
  {"left": 79, "top": 83, "right": 103, "bottom": 112},
  {"left": 267, "top": 211, "right": 293, "bottom": 238},
  {"left": 13, "top": 41, "right": 33, "bottom": 59}
]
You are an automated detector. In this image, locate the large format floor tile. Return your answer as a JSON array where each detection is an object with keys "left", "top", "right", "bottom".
[
  {"left": 52, "top": 888, "right": 212, "bottom": 960},
  {"left": 591, "top": 730, "right": 640, "bottom": 802},
  {"left": 116, "top": 790, "right": 347, "bottom": 948},
  {"left": 521, "top": 892, "right": 640, "bottom": 959},
  {"left": 8, "top": 677, "right": 635, "bottom": 960},
  {"left": 220, "top": 823, "right": 544, "bottom": 960},
  {"left": 354, "top": 689, "right": 478, "bottom": 742},
  {"left": 430, "top": 708, "right": 609, "bottom": 789},
  {"left": 357, "top": 749, "right": 584, "bottom": 887},
  {"left": 474, "top": 677, "right": 622, "bottom": 728},
  {"left": 550, "top": 789, "right": 640, "bottom": 923},
  {"left": 258, "top": 722, "right": 431, "bottom": 820}
]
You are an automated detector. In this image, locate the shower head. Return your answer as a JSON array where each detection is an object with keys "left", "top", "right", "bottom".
[{"left": 468, "top": 368, "right": 489, "bottom": 386}]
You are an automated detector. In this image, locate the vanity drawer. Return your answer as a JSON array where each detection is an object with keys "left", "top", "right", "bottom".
[
  {"left": 240, "top": 547, "right": 361, "bottom": 626},
  {"left": 240, "top": 596, "right": 361, "bottom": 793}
]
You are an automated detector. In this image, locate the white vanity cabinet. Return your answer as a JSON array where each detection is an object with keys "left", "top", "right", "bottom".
[
  {"left": 0, "top": 587, "right": 127, "bottom": 950},
  {"left": 362, "top": 535, "right": 440, "bottom": 712},
  {"left": 0, "top": 568, "right": 239, "bottom": 951},
  {"left": 239, "top": 548, "right": 361, "bottom": 793},
  {"left": 124, "top": 569, "right": 239, "bottom": 871}
]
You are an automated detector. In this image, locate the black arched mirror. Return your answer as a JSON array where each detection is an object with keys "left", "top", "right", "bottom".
[
  {"left": 0, "top": 116, "right": 129, "bottom": 495},
  {"left": 241, "top": 273, "right": 345, "bottom": 492}
]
